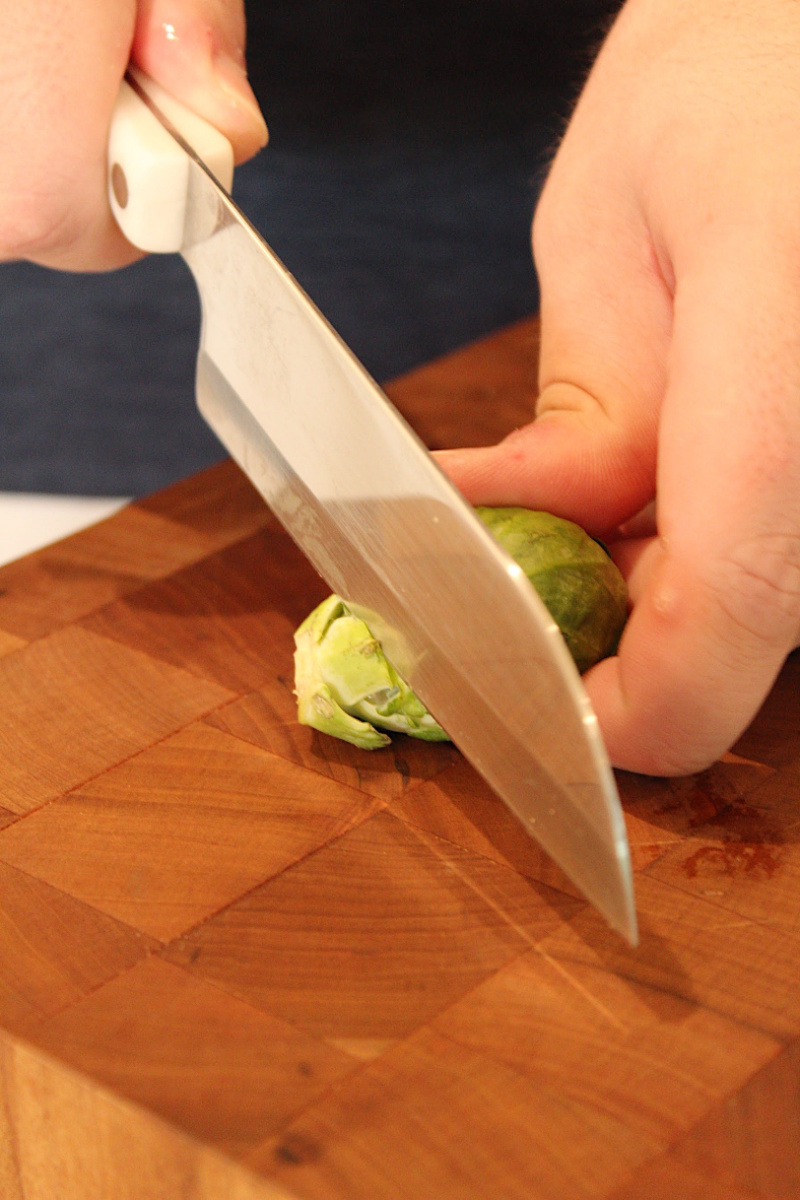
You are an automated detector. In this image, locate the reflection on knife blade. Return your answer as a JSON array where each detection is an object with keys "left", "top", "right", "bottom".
[{"left": 108, "top": 70, "right": 638, "bottom": 945}]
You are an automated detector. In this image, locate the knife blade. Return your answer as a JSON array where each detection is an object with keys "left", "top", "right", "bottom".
[{"left": 108, "top": 70, "right": 637, "bottom": 944}]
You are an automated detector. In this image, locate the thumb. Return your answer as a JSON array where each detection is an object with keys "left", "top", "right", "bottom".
[
  {"left": 437, "top": 389, "right": 655, "bottom": 541},
  {"left": 131, "top": 0, "right": 268, "bottom": 164},
  {"left": 438, "top": 182, "right": 671, "bottom": 539}
]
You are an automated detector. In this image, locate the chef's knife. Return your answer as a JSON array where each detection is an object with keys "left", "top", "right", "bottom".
[{"left": 109, "top": 70, "right": 637, "bottom": 944}]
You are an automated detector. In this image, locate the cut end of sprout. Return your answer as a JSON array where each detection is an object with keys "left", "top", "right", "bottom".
[{"left": 294, "top": 594, "right": 449, "bottom": 750}]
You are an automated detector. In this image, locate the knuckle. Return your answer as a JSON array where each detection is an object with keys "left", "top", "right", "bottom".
[{"left": 710, "top": 531, "right": 800, "bottom": 645}]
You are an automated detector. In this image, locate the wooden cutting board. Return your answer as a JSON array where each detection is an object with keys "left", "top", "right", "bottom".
[{"left": 0, "top": 317, "right": 798, "bottom": 1200}]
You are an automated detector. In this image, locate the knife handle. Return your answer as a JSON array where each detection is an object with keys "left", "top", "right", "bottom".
[{"left": 108, "top": 67, "right": 234, "bottom": 254}]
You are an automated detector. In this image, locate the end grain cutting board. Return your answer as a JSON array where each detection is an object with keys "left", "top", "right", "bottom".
[{"left": 0, "top": 318, "right": 798, "bottom": 1200}]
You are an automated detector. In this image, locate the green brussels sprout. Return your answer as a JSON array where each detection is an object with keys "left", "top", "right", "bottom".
[
  {"left": 475, "top": 507, "right": 627, "bottom": 674},
  {"left": 293, "top": 593, "right": 449, "bottom": 749},
  {"left": 294, "top": 508, "right": 627, "bottom": 749}
]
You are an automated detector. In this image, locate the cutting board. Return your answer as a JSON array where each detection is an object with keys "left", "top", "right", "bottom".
[{"left": 0, "top": 317, "right": 798, "bottom": 1200}]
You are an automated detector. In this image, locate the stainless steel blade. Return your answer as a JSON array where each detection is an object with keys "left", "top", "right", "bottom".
[{"left": 150, "top": 96, "right": 637, "bottom": 943}]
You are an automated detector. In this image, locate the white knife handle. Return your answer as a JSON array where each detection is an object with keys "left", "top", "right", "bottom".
[{"left": 108, "top": 66, "right": 234, "bottom": 253}]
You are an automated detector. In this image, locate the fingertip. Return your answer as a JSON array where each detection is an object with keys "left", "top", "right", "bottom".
[
  {"left": 582, "top": 543, "right": 791, "bottom": 777},
  {"left": 132, "top": 0, "right": 268, "bottom": 165},
  {"left": 582, "top": 654, "right": 703, "bottom": 777},
  {"left": 581, "top": 655, "right": 662, "bottom": 776},
  {"left": 207, "top": 54, "right": 269, "bottom": 162}
]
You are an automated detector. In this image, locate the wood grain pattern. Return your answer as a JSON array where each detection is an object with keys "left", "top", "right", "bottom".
[
  {"left": 0, "top": 1036, "right": 296, "bottom": 1200},
  {"left": 0, "top": 316, "right": 797, "bottom": 1199},
  {"left": 27, "top": 957, "right": 356, "bottom": 1159},
  {"left": 80, "top": 525, "right": 329, "bottom": 694},
  {"left": 0, "top": 861, "right": 156, "bottom": 1037},
  {"left": 0, "top": 626, "right": 232, "bottom": 814},
  {"left": 0, "top": 458, "right": 270, "bottom": 642},
  {"left": 0, "top": 629, "right": 25, "bottom": 659},
  {"left": 0, "top": 722, "right": 379, "bottom": 940},
  {"left": 163, "top": 809, "right": 582, "bottom": 1044},
  {"left": 249, "top": 947, "right": 777, "bottom": 1200}
]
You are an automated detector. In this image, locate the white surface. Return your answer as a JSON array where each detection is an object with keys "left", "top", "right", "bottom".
[{"left": 0, "top": 493, "right": 130, "bottom": 567}]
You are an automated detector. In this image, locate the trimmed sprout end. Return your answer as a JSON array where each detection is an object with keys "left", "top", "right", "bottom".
[{"left": 293, "top": 593, "right": 448, "bottom": 749}]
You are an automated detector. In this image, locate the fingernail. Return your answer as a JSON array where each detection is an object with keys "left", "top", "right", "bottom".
[{"left": 211, "top": 52, "right": 269, "bottom": 147}]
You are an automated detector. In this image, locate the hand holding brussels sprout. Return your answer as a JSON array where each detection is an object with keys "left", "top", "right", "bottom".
[{"left": 437, "top": 0, "right": 800, "bottom": 776}]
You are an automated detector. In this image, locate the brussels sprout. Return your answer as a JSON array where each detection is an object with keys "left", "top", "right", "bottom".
[
  {"left": 294, "top": 508, "right": 627, "bottom": 749},
  {"left": 475, "top": 507, "right": 627, "bottom": 674},
  {"left": 293, "top": 593, "right": 449, "bottom": 749}
]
